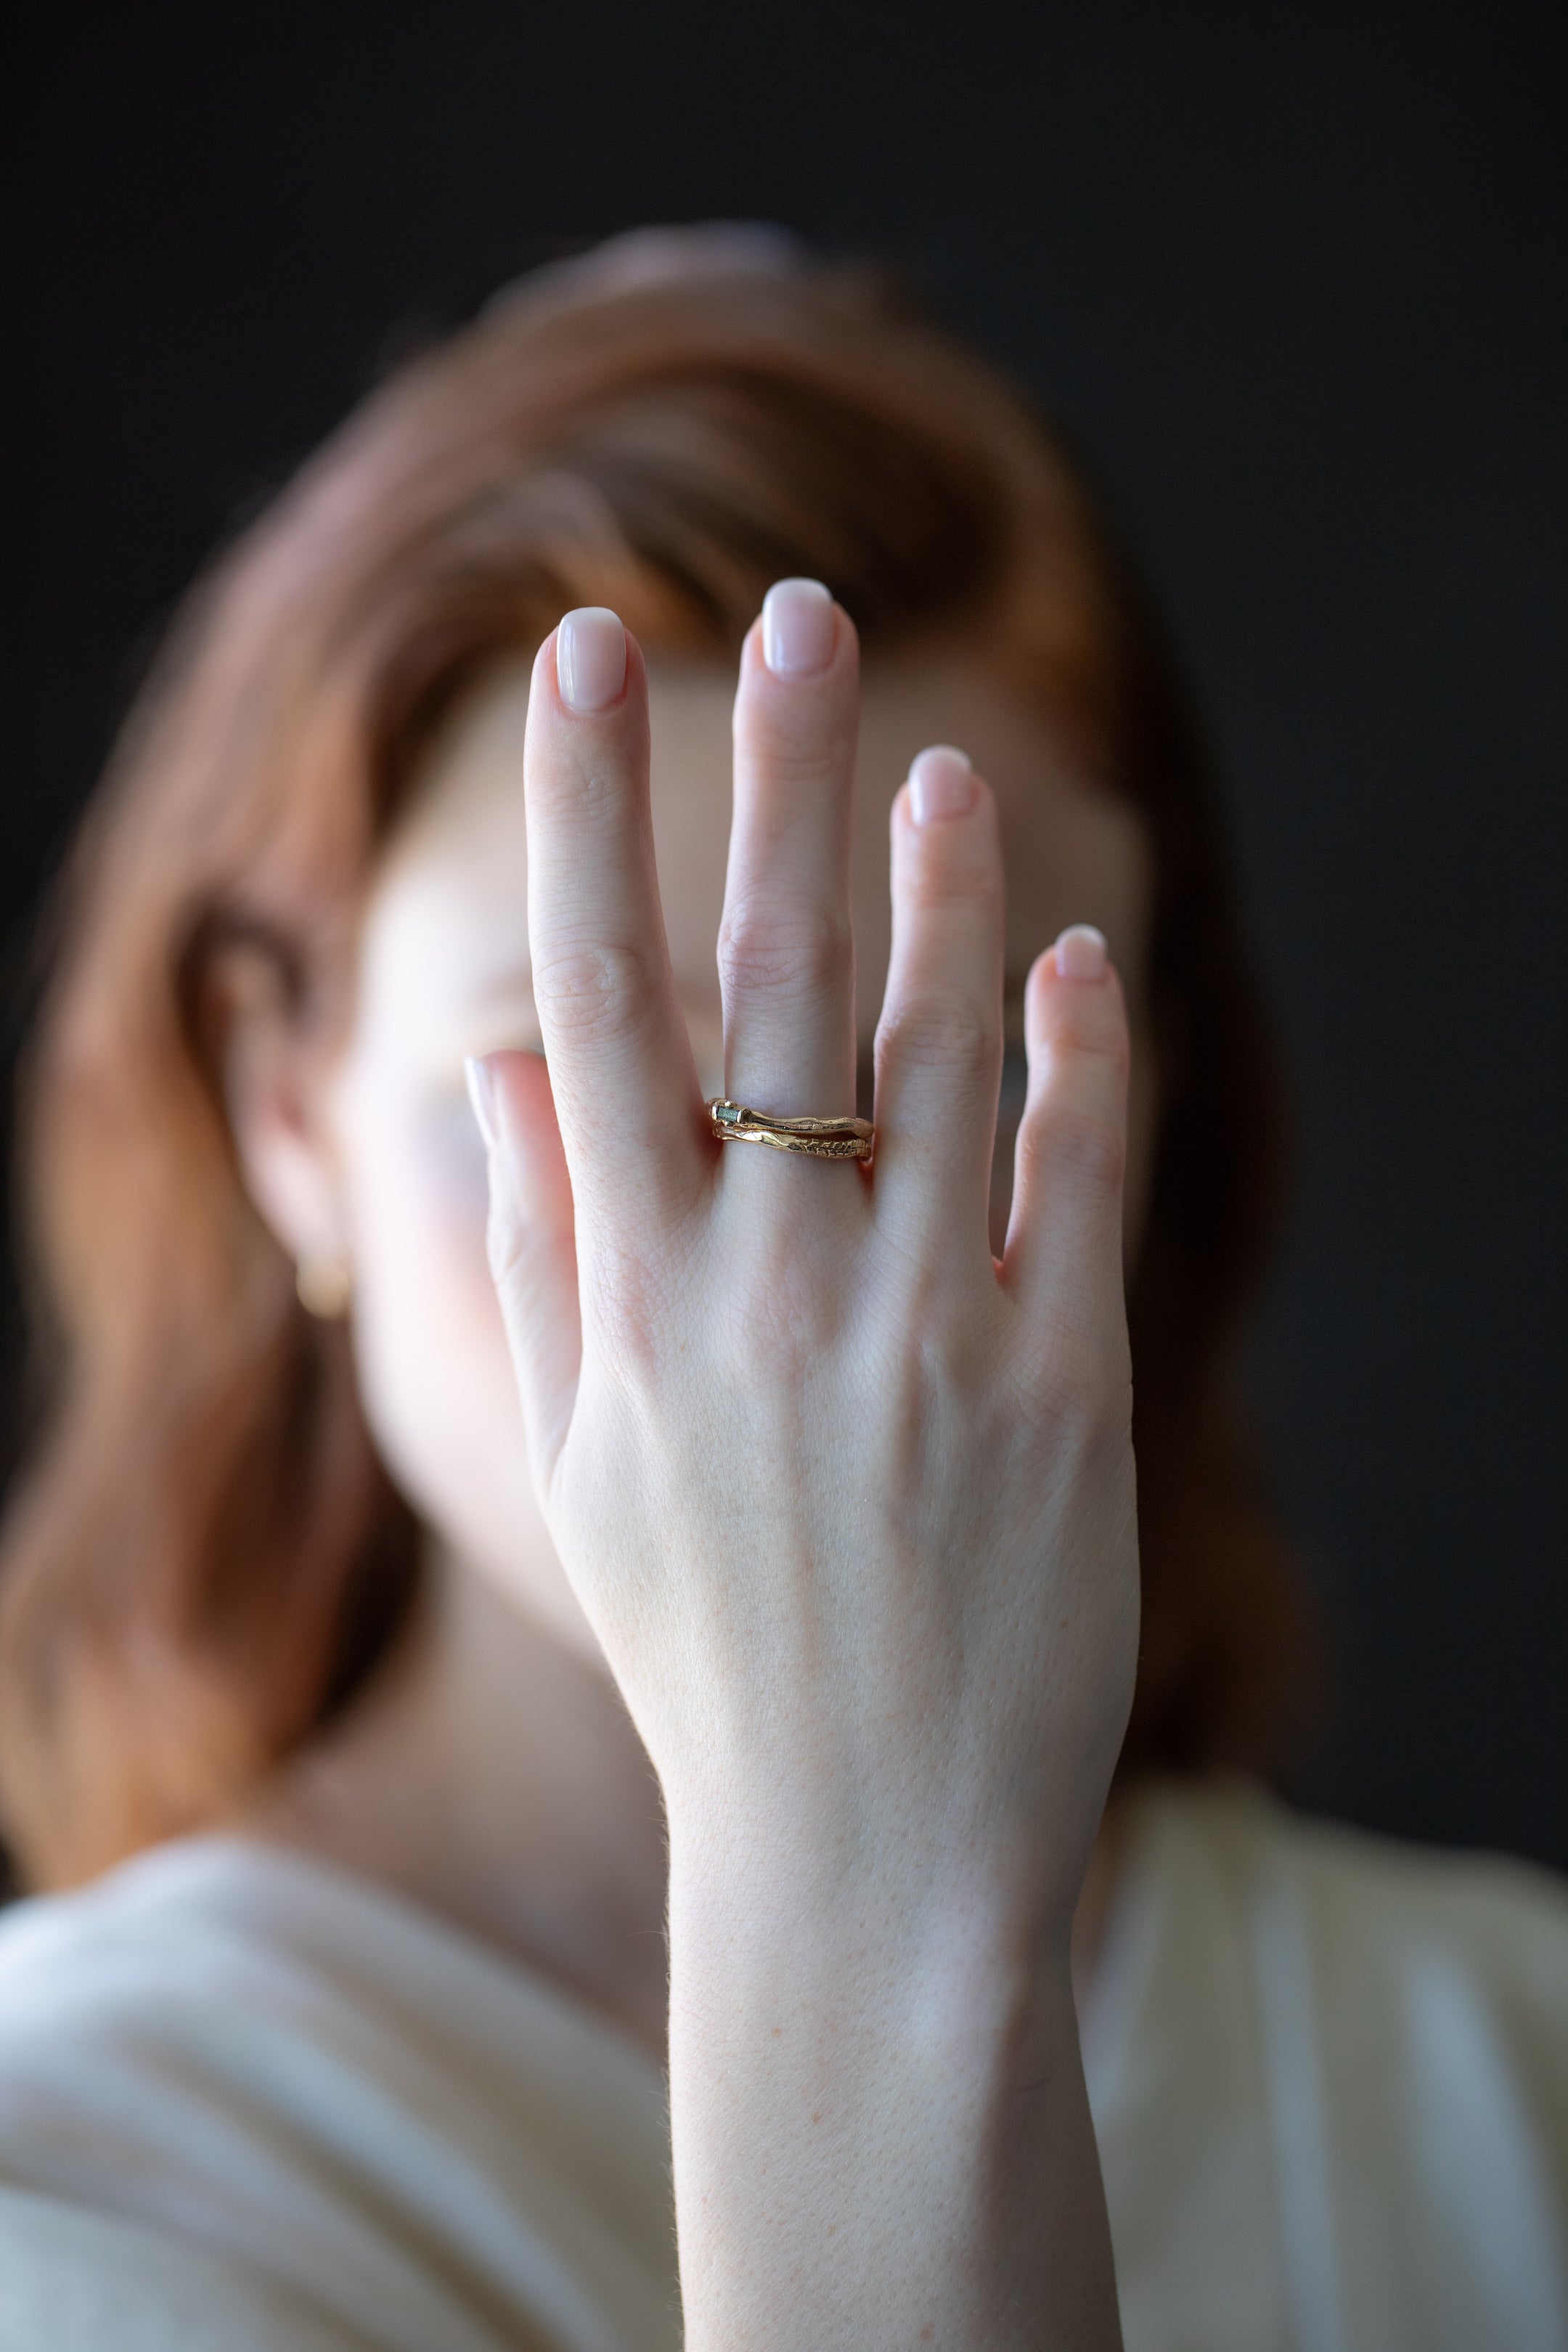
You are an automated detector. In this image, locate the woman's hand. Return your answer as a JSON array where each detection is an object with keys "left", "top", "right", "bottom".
[{"left": 473, "top": 585, "right": 1136, "bottom": 2349}]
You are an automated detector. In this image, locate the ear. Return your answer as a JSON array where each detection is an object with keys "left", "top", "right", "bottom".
[{"left": 216, "top": 944, "right": 348, "bottom": 1277}]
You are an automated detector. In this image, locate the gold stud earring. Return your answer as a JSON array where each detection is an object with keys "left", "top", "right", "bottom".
[{"left": 296, "top": 1255, "right": 351, "bottom": 1319}]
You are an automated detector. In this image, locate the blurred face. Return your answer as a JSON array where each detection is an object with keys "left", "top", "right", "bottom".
[{"left": 322, "top": 652, "right": 1156, "bottom": 1662}]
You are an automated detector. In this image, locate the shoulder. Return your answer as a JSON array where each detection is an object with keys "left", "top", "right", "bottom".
[
  {"left": 1093, "top": 1780, "right": 1568, "bottom": 2350},
  {"left": 0, "top": 1841, "right": 441, "bottom": 2345},
  {"left": 1120, "top": 1775, "right": 1568, "bottom": 2090},
  {"left": 0, "top": 2185, "right": 372, "bottom": 2352},
  {"left": 0, "top": 1837, "right": 679, "bottom": 2352},
  {"left": 1142, "top": 1776, "right": 1568, "bottom": 2024}
]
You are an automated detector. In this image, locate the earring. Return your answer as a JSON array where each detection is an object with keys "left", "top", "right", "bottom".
[{"left": 296, "top": 1254, "right": 352, "bottom": 1319}]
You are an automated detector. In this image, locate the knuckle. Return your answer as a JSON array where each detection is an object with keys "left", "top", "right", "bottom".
[
  {"left": 536, "top": 737, "right": 631, "bottom": 816},
  {"left": 1017, "top": 1102, "right": 1126, "bottom": 1197},
  {"left": 748, "top": 730, "right": 855, "bottom": 789},
  {"left": 584, "top": 1233, "right": 674, "bottom": 1381},
  {"left": 714, "top": 1234, "right": 844, "bottom": 1389},
  {"left": 742, "top": 686, "right": 858, "bottom": 779},
  {"left": 550, "top": 1187, "right": 704, "bottom": 1395},
  {"left": 486, "top": 1213, "right": 528, "bottom": 1295},
  {"left": 486, "top": 1215, "right": 567, "bottom": 1344},
  {"left": 1026, "top": 1323, "right": 1132, "bottom": 1430},
  {"left": 902, "top": 856, "right": 1004, "bottom": 920},
  {"left": 1038, "top": 1331, "right": 1105, "bottom": 1412},
  {"left": 717, "top": 899, "right": 852, "bottom": 1006},
  {"left": 595, "top": 1284, "right": 662, "bottom": 1381},
  {"left": 1041, "top": 1003, "right": 1132, "bottom": 1079},
  {"left": 876, "top": 994, "right": 1000, "bottom": 1082},
  {"left": 531, "top": 939, "right": 656, "bottom": 1045}
]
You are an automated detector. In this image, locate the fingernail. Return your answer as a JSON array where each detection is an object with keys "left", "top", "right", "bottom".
[
  {"left": 557, "top": 607, "right": 626, "bottom": 712},
  {"left": 761, "top": 578, "right": 835, "bottom": 677},
  {"left": 1055, "top": 924, "right": 1108, "bottom": 981},
  {"left": 909, "top": 745, "right": 975, "bottom": 825},
  {"left": 465, "top": 1054, "right": 499, "bottom": 1153}
]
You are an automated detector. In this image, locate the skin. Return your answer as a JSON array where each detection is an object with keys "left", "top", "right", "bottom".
[{"left": 230, "top": 608, "right": 1156, "bottom": 2346}]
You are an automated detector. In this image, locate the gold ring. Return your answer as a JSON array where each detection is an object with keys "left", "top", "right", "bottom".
[{"left": 706, "top": 1098, "right": 874, "bottom": 1162}]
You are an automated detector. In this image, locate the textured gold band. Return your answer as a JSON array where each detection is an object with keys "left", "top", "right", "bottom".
[{"left": 706, "top": 1098, "right": 874, "bottom": 1162}]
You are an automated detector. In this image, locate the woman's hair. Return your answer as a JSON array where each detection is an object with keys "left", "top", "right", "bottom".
[{"left": 0, "top": 234, "right": 1307, "bottom": 1887}]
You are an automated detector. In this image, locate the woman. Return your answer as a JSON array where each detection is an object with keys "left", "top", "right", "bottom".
[{"left": 0, "top": 230, "right": 1562, "bottom": 2350}]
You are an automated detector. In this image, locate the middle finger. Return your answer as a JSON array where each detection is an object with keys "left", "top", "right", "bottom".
[{"left": 717, "top": 580, "right": 862, "bottom": 1123}]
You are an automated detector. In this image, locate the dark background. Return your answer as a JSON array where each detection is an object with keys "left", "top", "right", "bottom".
[{"left": 4, "top": 6, "right": 1564, "bottom": 1863}]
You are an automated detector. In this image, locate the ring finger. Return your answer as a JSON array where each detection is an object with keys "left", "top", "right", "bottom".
[{"left": 871, "top": 746, "right": 1006, "bottom": 1265}]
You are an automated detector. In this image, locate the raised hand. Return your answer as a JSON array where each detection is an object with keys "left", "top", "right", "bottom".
[{"left": 470, "top": 581, "right": 1135, "bottom": 2350}]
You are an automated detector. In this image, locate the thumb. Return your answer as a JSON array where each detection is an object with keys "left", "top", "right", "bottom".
[{"left": 466, "top": 1048, "right": 581, "bottom": 1493}]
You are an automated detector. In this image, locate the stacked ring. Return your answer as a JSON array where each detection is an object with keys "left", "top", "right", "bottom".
[{"left": 706, "top": 1099, "right": 874, "bottom": 1163}]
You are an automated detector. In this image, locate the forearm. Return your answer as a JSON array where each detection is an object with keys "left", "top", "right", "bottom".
[{"left": 666, "top": 1837, "right": 1122, "bottom": 2351}]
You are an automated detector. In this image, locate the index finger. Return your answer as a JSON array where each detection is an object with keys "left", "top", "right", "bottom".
[{"left": 521, "top": 608, "right": 706, "bottom": 1240}]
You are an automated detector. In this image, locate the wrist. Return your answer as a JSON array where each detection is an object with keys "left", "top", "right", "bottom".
[
  {"left": 664, "top": 1825, "right": 1080, "bottom": 2101},
  {"left": 665, "top": 1848, "right": 1101, "bottom": 2351},
  {"left": 662, "top": 1771, "right": 1090, "bottom": 1980}
]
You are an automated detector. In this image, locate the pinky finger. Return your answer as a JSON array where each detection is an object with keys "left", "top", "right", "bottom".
[
  {"left": 1001, "top": 926, "right": 1132, "bottom": 1340},
  {"left": 467, "top": 1048, "right": 582, "bottom": 1493}
]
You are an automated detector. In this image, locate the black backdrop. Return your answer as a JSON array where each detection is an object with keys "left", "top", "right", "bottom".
[{"left": 4, "top": 5, "right": 1564, "bottom": 1864}]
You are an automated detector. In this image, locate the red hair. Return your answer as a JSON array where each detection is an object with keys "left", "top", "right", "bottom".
[{"left": 0, "top": 245, "right": 1308, "bottom": 1886}]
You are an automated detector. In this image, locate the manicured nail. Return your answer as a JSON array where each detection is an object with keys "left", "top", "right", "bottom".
[
  {"left": 761, "top": 578, "right": 836, "bottom": 677},
  {"left": 557, "top": 607, "right": 626, "bottom": 712},
  {"left": 1055, "top": 924, "right": 1108, "bottom": 981},
  {"left": 465, "top": 1055, "right": 499, "bottom": 1153},
  {"left": 909, "top": 745, "right": 975, "bottom": 825}
]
